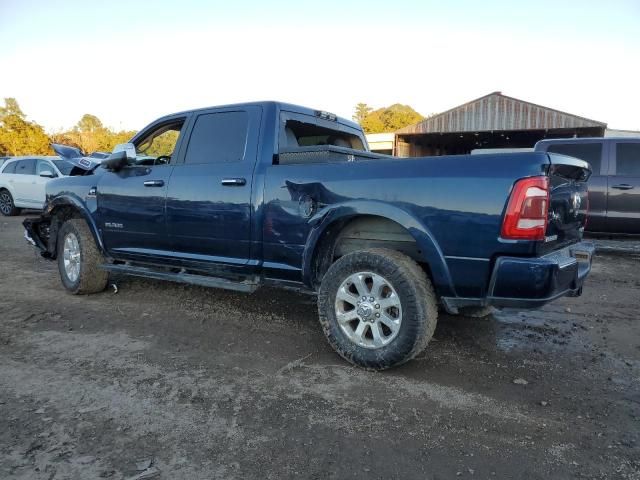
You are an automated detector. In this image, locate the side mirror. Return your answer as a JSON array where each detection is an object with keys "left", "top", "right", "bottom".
[
  {"left": 112, "top": 143, "right": 137, "bottom": 161},
  {"left": 103, "top": 143, "right": 137, "bottom": 171},
  {"left": 102, "top": 150, "right": 128, "bottom": 171},
  {"left": 39, "top": 170, "right": 56, "bottom": 178}
]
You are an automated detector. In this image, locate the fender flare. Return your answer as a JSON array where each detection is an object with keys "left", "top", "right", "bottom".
[
  {"left": 301, "top": 200, "right": 456, "bottom": 297},
  {"left": 46, "top": 194, "right": 106, "bottom": 255}
]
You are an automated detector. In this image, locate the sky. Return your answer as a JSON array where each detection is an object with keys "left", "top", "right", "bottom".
[{"left": 1, "top": 0, "right": 639, "bottom": 133}]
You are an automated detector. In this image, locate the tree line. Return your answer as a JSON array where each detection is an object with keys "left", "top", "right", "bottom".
[
  {"left": 352, "top": 103, "right": 428, "bottom": 133},
  {"left": 0, "top": 97, "right": 430, "bottom": 157},
  {"left": 0, "top": 98, "right": 136, "bottom": 157}
]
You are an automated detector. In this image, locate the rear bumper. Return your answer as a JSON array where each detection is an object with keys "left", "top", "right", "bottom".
[
  {"left": 441, "top": 241, "right": 595, "bottom": 312},
  {"left": 486, "top": 241, "right": 594, "bottom": 308}
]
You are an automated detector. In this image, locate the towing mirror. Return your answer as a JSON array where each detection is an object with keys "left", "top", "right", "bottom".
[
  {"left": 102, "top": 150, "right": 128, "bottom": 171},
  {"left": 112, "top": 143, "right": 137, "bottom": 161},
  {"left": 39, "top": 170, "right": 56, "bottom": 178},
  {"left": 103, "top": 143, "right": 137, "bottom": 171}
]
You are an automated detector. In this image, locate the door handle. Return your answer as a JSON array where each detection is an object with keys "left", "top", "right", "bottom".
[
  {"left": 221, "top": 178, "right": 246, "bottom": 186},
  {"left": 143, "top": 180, "right": 165, "bottom": 187},
  {"left": 611, "top": 184, "right": 634, "bottom": 190}
]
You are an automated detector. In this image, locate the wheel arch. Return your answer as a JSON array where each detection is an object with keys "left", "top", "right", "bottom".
[
  {"left": 45, "top": 194, "right": 105, "bottom": 258},
  {"left": 0, "top": 185, "right": 16, "bottom": 201},
  {"left": 302, "top": 202, "right": 455, "bottom": 297}
]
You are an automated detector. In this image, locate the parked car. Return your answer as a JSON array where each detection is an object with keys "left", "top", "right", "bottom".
[
  {"left": 0, "top": 156, "right": 78, "bottom": 216},
  {"left": 0, "top": 157, "right": 9, "bottom": 168},
  {"left": 535, "top": 137, "right": 640, "bottom": 235},
  {"left": 24, "top": 101, "right": 594, "bottom": 369}
]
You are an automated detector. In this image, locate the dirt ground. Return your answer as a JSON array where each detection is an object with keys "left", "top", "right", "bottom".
[{"left": 0, "top": 214, "right": 639, "bottom": 480}]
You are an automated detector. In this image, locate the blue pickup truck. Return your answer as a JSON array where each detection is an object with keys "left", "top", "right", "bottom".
[{"left": 23, "top": 101, "right": 595, "bottom": 369}]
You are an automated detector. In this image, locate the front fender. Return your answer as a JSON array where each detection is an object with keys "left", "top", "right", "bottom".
[
  {"left": 301, "top": 200, "right": 456, "bottom": 297},
  {"left": 45, "top": 193, "right": 106, "bottom": 255}
]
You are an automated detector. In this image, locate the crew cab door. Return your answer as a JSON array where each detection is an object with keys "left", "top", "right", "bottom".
[
  {"left": 97, "top": 117, "right": 188, "bottom": 257},
  {"left": 606, "top": 141, "right": 640, "bottom": 234},
  {"left": 165, "top": 106, "right": 261, "bottom": 267}
]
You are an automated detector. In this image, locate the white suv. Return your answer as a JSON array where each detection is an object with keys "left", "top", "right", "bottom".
[{"left": 0, "top": 156, "right": 72, "bottom": 216}]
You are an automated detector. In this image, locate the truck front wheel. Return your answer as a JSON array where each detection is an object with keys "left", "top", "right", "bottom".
[
  {"left": 318, "top": 248, "right": 438, "bottom": 370},
  {"left": 57, "top": 219, "right": 109, "bottom": 294}
]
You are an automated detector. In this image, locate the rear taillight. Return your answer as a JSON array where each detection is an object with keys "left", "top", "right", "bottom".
[{"left": 501, "top": 176, "right": 549, "bottom": 241}]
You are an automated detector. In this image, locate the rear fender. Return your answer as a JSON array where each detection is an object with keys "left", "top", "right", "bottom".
[{"left": 302, "top": 200, "right": 456, "bottom": 297}]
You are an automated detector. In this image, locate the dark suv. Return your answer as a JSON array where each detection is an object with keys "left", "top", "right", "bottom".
[{"left": 535, "top": 138, "right": 640, "bottom": 235}]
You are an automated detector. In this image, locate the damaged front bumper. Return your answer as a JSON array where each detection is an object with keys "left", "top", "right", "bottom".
[{"left": 23, "top": 216, "right": 53, "bottom": 258}]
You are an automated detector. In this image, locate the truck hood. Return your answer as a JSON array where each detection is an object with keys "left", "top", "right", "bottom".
[{"left": 51, "top": 143, "right": 102, "bottom": 173}]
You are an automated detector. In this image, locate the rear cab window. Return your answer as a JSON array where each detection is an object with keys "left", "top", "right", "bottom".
[
  {"left": 546, "top": 143, "right": 603, "bottom": 176},
  {"left": 279, "top": 111, "right": 367, "bottom": 154},
  {"left": 615, "top": 143, "right": 640, "bottom": 176}
]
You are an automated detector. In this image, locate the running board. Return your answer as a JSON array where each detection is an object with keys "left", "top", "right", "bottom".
[{"left": 100, "top": 264, "right": 259, "bottom": 293}]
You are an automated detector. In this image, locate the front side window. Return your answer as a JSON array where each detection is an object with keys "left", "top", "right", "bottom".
[
  {"left": 547, "top": 143, "right": 602, "bottom": 176},
  {"left": 616, "top": 143, "right": 640, "bottom": 176},
  {"left": 36, "top": 160, "right": 55, "bottom": 176},
  {"left": 184, "top": 111, "right": 249, "bottom": 164},
  {"left": 134, "top": 120, "right": 184, "bottom": 165},
  {"left": 15, "top": 159, "right": 36, "bottom": 175}
]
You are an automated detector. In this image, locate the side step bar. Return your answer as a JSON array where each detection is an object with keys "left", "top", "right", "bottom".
[{"left": 100, "top": 264, "right": 259, "bottom": 293}]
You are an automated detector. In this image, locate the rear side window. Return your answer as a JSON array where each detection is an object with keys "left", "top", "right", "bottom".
[
  {"left": 546, "top": 143, "right": 602, "bottom": 176},
  {"left": 616, "top": 143, "right": 640, "bottom": 176},
  {"left": 15, "top": 159, "right": 36, "bottom": 175},
  {"left": 2, "top": 161, "right": 17, "bottom": 174},
  {"left": 184, "top": 111, "right": 248, "bottom": 164}
]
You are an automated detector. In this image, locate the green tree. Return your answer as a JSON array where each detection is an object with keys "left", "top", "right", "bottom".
[
  {"left": 103, "top": 130, "right": 137, "bottom": 151},
  {"left": 0, "top": 98, "right": 51, "bottom": 155},
  {"left": 353, "top": 103, "right": 372, "bottom": 124},
  {"left": 0, "top": 97, "right": 26, "bottom": 120},
  {"left": 356, "top": 103, "right": 425, "bottom": 134},
  {"left": 72, "top": 113, "right": 109, "bottom": 154},
  {"left": 76, "top": 114, "right": 104, "bottom": 133}
]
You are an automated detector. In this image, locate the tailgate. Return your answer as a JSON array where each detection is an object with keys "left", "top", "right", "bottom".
[{"left": 542, "top": 153, "right": 591, "bottom": 252}]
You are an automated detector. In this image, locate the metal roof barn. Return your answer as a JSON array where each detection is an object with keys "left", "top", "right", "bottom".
[{"left": 394, "top": 92, "right": 606, "bottom": 157}]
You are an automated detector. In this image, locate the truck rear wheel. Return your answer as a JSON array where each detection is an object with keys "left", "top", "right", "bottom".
[
  {"left": 318, "top": 248, "right": 438, "bottom": 370},
  {"left": 57, "top": 219, "right": 109, "bottom": 294}
]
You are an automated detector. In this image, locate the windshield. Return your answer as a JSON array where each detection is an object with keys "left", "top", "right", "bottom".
[{"left": 52, "top": 159, "right": 76, "bottom": 176}]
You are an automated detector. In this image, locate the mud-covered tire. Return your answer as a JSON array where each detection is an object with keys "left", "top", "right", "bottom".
[
  {"left": 457, "top": 306, "right": 495, "bottom": 318},
  {"left": 0, "top": 189, "right": 20, "bottom": 216},
  {"left": 57, "top": 219, "right": 108, "bottom": 294},
  {"left": 318, "top": 248, "right": 438, "bottom": 370}
]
